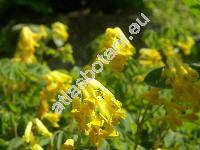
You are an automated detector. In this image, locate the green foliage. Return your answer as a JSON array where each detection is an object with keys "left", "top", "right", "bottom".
[
  {"left": 0, "top": 0, "right": 200, "bottom": 149},
  {"left": 184, "top": 0, "right": 200, "bottom": 15},
  {"left": 145, "top": 0, "right": 200, "bottom": 34},
  {"left": 144, "top": 67, "right": 171, "bottom": 89},
  {"left": 0, "top": 59, "right": 49, "bottom": 86}
]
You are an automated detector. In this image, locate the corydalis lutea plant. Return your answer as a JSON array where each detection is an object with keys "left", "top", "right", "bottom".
[
  {"left": 13, "top": 21, "right": 74, "bottom": 64},
  {"left": 93, "top": 27, "right": 135, "bottom": 72},
  {"left": 23, "top": 118, "right": 52, "bottom": 150},
  {"left": 143, "top": 42, "right": 200, "bottom": 130},
  {"left": 39, "top": 70, "right": 72, "bottom": 127},
  {"left": 72, "top": 79, "right": 126, "bottom": 147}
]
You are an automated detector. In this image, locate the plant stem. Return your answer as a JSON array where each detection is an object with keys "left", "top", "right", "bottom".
[
  {"left": 134, "top": 103, "right": 150, "bottom": 150},
  {"left": 77, "top": 131, "right": 81, "bottom": 150},
  {"left": 134, "top": 106, "right": 142, "bottom": 150}
]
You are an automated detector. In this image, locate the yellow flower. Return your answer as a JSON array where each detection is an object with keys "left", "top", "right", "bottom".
[
  {"left": 14, "top": 26, "right": 43, "bottom": 63},
  {"left": 62, "top": 139, "right": 74, "bottom": 150},
  {"left": 98, "top": 27, "right": 135, "bottom": 72},
  {"left": 17, "top": 26, "right": 40, "bottom": 53},
  {"left": 85, "top": 118, "right": 119, "bottom": 146},
  {"left": 52, "top": 22, "right": 69, "bottom": 42},
  {"left": 38, "top": 25, "right": 48, "bottom": 39},
  {"left": 40, "top": 70, "right": 72, "bottom": 102},
  {"left": 41, "top": 112, "right": 60, "bottom": 127},
  {"left": 35, "top": 118, "right": 52, "bottom": 137},
  {"left": 178, "top": 36, "right": 195, "bottom": 55},
  {"left": 72, "top": 79, "right": 126, "bottom": 146},
  {"left": 39, "top": 71, "right": 72, "bottom": 127},
  {"left": 13, "top": 54, "right": 38, "bottom": 63},
  {"left": 162, "top": 49, "right": 199, "bottom": 84},
  {"left": 139, "top": 48, "right": 164, "bottom": 67},
  {"left": 31, "top": 144, "right": 44, "bottom": 150},
  {"left": 38, "top": 100, "right": 49, "bottom": 117},
  {"left": 23, "top": 121, "right": 35, "bottom": 144}
]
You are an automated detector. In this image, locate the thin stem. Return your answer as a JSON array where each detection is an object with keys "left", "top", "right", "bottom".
[
  {"left": 77, "top": 131, "right": 81, "bottom": 150},
  {"left": 134, "top": 102, "right": 150, "bottom": 150},
  {"left": 134, "top": 113, "right": 141, "bottom": 150},
  {"left": 14, "top": 123, "right": 18, "bottom": 137},
  {"left": 144, "top": 105, "right": 163, "bottom": 123}
]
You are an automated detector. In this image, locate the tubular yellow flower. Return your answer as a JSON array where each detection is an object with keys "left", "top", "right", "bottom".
[
  {"left": 14, "top": 54, "right": 38, "bottom": 64},
  {"left": 35, "top": 118, "right": 52, "bottom": 137},
  {"left": 85, "top": 118, "right": 119, "bottom": 146},
  {"left": 41, "top": 112, "right": 60, "bottom": 127},
  {"left": 52, "top": 22, "right": 69, "bottom": 42},
  {"left": 14, "top": 26, "right": 43, "bottom": 63},
  {"left": 160, "top": 47, "right": 200, "bottom": 129},
  {"left": 62, "top": 139, "right": 74, "bottom": 150},
  {"left": 23, "top": 121, "right": 35, "bottom": 144},
  {"left": 39, "top": 71, "right": 72, "bottom": 128},
  {"left": 38, "top": 25, "right": 48, "bottom": 39},
  {"left": 98, "top": 27, "right": 135, "bottom": 72},
  {"left": 17, "top": 26, "right": 40, "bottom": 53},
  {"left": 38, "top": 100, "right": 49, "bottom": 117},
  {"left": 178, "top": 36, "right": 195, "bottom": 55},
  {"left": 139, "top": 48, "right": 164, "bottom": 67},
  {"left": 40, "top": 70, "right": 72, "bottom": 102},
  {"left": 31, "top": 144, "right": 44, "bottom": 150},
  {"left": 72, "top": 79, "right": 126, "bottom": 146}
]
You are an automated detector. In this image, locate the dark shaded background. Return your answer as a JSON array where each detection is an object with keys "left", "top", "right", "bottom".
[{"left": 0, "top": 0, "right": 146, "bottom": 65}]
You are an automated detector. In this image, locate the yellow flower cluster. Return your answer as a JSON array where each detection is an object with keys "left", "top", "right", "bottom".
[
  {"left": 39, "top": 70, "right": 72, "bottom": 127},
  {"left": 52, "top": 22, "right": 69, "bottom": 42},
  {"left": 143, "top": 87, "right": 199, "bottom": 130},
  {"left": 23, "top": 118, "right": 52, "bottom": 149},
  {"left": 143, "top": 46, "right": 200, "bottom": 130},
  {"left": 139, "top": 48, "right": 164, "bottom": 67},
  {"left": 98, "top": 27, "right": 135, "bottom": 72},
  {"left": 178, "top": 36, "right": 195, "bottom": 55},
  {"left": 14, "top": 26, "right": 47, "bottom": 63},
  {"left": 41, "top": 112, "right": 60, "bottom": 127},
  {"left": 162, "top": 48, "right": 199, "bottom": 84},
  {"left": 13, "top": 22, "right": 69, "bottom": 63},
  {"left": 72, "top": 79, "right": 126, "bottom": 146},
  {"left": 40, "top": 70, "right": 72, "bottom": 102}
]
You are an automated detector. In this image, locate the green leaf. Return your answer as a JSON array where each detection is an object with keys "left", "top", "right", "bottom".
[
  {"left": 164, "top": 130, "right": 175, "bottom": 147},
  {"left": 51, "top": 131, "right": 65, "bottom": 149},
  {"left": 190, "top": 63, "right": 200, "bottom": 74},
  {"left": 57, "top": 131, "right": 64, "bottom": 150},
  {"left": 0, "top": 59, "right": 26, "bottom": 84},
  {"left": 25, "top": 63, "right": 50, "bottom": 81},
  {"left": 144, "top": 67, "right": 171, "bottom": 89},
  {"left": 184, "top": 0, "right": 200, "bottom": 15},
  {"left": 98, "top": 140, "right": 110, "bottom": 150},
  {"left": 8, "top": 137, "right": 23, "bottom": 150},
  {"left": 38, "top": 138, "right": 50, "bottom": 147},
  {"left": 0, "top": 138, "right": 8, "bottom": 147}
]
